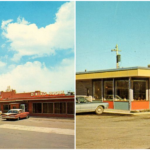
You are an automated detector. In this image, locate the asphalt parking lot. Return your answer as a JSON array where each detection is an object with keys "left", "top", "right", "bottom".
[
  {"left": 76, "top": 112, "right": 150, "bottom": 149},
  {"left": 0, "top": 116, "right": 74, "bottom": 149}
]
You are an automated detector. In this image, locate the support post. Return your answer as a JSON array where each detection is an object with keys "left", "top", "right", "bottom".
[
  {"left": 129, "top": 77, "right": 133, "bottom": 111},
  {"left": 146, "top": 80, "right": 149, "bottom": 101},
  {"left": 101, "top": 79, "right": 103, "bottom": 102},
  {"left": 113, "top": 78, "right": 115, "bottom": 109},
  {"left": 149, "top": 78, "right": 150, "bottom": 109}
]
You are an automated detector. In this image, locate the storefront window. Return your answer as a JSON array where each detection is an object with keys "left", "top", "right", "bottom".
[
  {"left": 93, "top": 81, "right": 101, "bottom": 100},
  {"left": 67, "top": 102, "right": 74, "bottom": 114},
  {"left": 55, "top": 103, "right": 66, "bottom": 114},
  {"left": 33, "top": 103, "right": 42, "bottom": 113},
  {"left": 3, "top": 105, "right": 10, "bottom": 111},
  {"left": 43, "top": 103, "right": 53, "bottom": 113},
  {"left": 115, "top": 80, "right": 129, "bottom": 101},
  {"left": 104, "top": 80, "right": 113, "bottom": 101},
  {"left": 133, "top": 80, "right": 147, "bottom": 100}
]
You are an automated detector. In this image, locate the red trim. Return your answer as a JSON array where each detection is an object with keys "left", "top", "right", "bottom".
[{"left": 103, "top": 101, "right": 114, "bottom": 109}]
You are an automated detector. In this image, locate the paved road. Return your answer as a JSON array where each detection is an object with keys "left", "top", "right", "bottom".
[
  {"left": 0, "top": 117, "right": 74, "bottom": 149},
  {"left": 76, "top": 112, "right": 150, "bottom": 149}
]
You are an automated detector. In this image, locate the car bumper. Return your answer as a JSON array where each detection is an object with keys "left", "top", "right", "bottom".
[{"left": 2, "top": 116, "right": 18, "bottom": 119}]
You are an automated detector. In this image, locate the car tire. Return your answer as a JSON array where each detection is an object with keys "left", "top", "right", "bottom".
[{"left": 95, "top": 106, "right": 104, "bottom": 115}]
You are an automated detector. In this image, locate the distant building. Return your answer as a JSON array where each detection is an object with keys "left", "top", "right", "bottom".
[
  {"left": 76, "top": 67, "right": 150, "bottom": 111},
  {"left": 0, "top": 89, "right": 74, "bottom": 118}
]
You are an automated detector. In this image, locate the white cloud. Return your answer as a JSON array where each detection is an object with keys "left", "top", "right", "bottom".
[
  {"left": 0, "top": 61, "right": 6, "bottom": 67},
  {"left": 1, "top": 1, "right": 74, "bottom": 61},
  {"left": 1, "top": 19, "right": 13, "bottom": 30},
  {"left": 0, "top": 59, "right": 74, "bottom": 93}
]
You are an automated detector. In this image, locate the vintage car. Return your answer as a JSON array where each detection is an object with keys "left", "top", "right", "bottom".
[
  {"left": 76, "top": 96, "right": 109, "bottom": 115},
  {"left": 1, "top": 109, "right": 29, "bottom": 120}
]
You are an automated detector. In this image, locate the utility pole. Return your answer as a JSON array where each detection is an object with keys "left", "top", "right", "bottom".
[{"left": 111, "top": 44, "right": 121, "bottom": 68}]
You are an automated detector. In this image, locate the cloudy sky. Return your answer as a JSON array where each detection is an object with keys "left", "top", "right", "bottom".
[
  {"left": 0, "top": 1, "right": 74, "bottom": 93},
  {"left": 76, "top": 1, "right": 150, "bottom": 72}
]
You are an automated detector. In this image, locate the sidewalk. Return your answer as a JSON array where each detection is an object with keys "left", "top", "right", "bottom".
[{"left": 104, "top": 109, "right": 150, "bottom": 115}]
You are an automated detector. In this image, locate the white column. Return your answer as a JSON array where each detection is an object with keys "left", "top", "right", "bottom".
[
  {"left": 129, "top": 77, "right": 133, "bottom": 111},
  {"left": 146, "top": 80, "right": 149, "bottom": 101},
  {"left": 113, "top": 78, "right": 115, "bottom": 109}
]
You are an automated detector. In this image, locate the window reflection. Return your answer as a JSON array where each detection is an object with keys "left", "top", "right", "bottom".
[
  {"left": 93, "top": 81, "right": 101, "bottom": 100},
  {"left": 115, "top": 80, "right": 129, "bottom": 101},
  {"left": 133, "top": 80, "right": 147, "bottom": 101},
  {"left": 104, "top": 80, "right": 113, "bottom": 101}
]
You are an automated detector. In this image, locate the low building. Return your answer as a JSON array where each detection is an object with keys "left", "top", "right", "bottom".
[
  {"left": 76, "top": 67, "right": 150, "bottom": 111},
  {"left": 0, "top": 89, "right": 74, "bottom": 118}
]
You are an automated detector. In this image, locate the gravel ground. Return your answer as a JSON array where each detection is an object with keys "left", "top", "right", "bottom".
[{"left": 76, "top": 112, "right": 150, "bottom": 149}]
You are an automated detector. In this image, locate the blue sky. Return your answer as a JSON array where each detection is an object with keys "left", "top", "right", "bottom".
[
  {"left": 0, "top": 1, "right": 74, "bottom": 93},
  {"left": 76, "top": 1, "right": 150, "bottom": 72}
]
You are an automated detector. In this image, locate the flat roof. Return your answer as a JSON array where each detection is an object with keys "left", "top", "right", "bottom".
[
  {"left": 76, "top": 66, "right": 150, "bottom": 80},
  {"left": 0, "top": 95, "right": 74, "bottom": 103}
]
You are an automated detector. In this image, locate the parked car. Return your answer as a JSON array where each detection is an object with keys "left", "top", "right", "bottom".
[
  {"left": 0, "top": 111, "right": 2, "bottom": 115},
  {"left": 1, "top": 109, "right": 29, "bottom": 120},
  {"left": 76, "top": 96, "right": 109, "bottom": 115}
]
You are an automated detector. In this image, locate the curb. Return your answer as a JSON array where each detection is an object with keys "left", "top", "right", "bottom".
[{"left": 103, "top": 111, "right": 150, "bottom": 116}]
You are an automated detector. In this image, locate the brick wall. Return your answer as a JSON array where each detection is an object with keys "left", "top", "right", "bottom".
[{"left": 76, "top": 80, "right": 92, "bottom": 96}]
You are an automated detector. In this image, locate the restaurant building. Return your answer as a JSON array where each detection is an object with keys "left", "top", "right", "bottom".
[
  {"left": 76, "top": 67, "right": 150, "bottom": 111},
  {"left": 0, "top": 88, "right": 74, "bottom": 118}
]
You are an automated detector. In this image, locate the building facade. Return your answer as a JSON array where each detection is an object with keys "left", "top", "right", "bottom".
[
  {"left": 76, "top": 67, "right": 150, "bottom": 111},
  {"left": 0, "top": 90, "right": 74, "bottom": 118}
]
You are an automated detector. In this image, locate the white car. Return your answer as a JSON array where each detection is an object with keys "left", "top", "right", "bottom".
[
  {"left": 0, "top": 111, "right": 2, "bottom": 115},
  {"left": 76, "top": 96, "right": 109, "bottom": 115}
]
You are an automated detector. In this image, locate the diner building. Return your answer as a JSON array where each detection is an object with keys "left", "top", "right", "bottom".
[
  {"left": 76, "top": 67, "right": 150, "bottom": 111},
  {"left": 0, "top": 88, "right": 74, "bottom": 118}
]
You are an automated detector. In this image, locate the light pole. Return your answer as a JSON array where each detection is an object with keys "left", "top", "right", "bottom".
[{"left": 111, "top": 44, "right": 121, "bottom": 68}]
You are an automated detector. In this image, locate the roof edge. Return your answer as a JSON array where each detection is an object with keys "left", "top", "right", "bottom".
[{"left": 76, "top": 66, "right": 150, "bottom": 75}]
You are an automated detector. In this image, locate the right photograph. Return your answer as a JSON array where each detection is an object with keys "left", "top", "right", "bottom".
[{"left": 76, "top": 1, "right": 150, "bottom": 149}]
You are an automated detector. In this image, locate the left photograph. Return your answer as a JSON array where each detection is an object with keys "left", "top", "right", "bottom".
[{"left": 0, "top": 1, "right": 75, "bottom": 149}]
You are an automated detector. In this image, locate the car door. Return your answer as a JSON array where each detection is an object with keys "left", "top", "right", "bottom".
[{"left": 19, "top": 110, "right": 25, "bottom": 118}]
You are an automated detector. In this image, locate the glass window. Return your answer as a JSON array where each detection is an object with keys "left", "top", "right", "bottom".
[
  {"left": 33, "top": 103, "right": 42, "bottom": 113},
  {"left": 13, "top": 106, "right": 16, "bottom": 109},
  {"left": 115, "top": 80, "right": 129, "bottom": 101},
  {"left": 43, "top": 103, "right": 53, "bottom": 113},
  {"left": 133, "top": 80, "right": 147, "bottom": 100},
  {"left": 76, "top": 97, "right": 87, "bottom": 103},
  {"left": 104, "top": 80, "right": 113, "bottom": 101},
  {"left": 93, "top": 81, "right": 101, "bottom": 100},
  {"left": 8, "top": 110, "right": 18, "bottom": 113},
  {"left": 55, "top": 103, "right": 66, "bottom": 114},
  {"left": 67, "top": 102, "right": 74, "bottom": 114},
  {"left": 3, "top": 105, "right": 10, "bottom": 111}
]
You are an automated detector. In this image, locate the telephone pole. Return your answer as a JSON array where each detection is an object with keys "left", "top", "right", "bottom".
[{"left": 111, "top": 44, "right": 121, "bottom": 68}]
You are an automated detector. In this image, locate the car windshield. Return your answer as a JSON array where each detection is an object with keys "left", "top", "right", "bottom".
[
  {"left": 7, "top": 110, "right": 19, "bottom": 114},
  {"left": 76, "top": 97, "right": 88, "bottom": 103}
]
